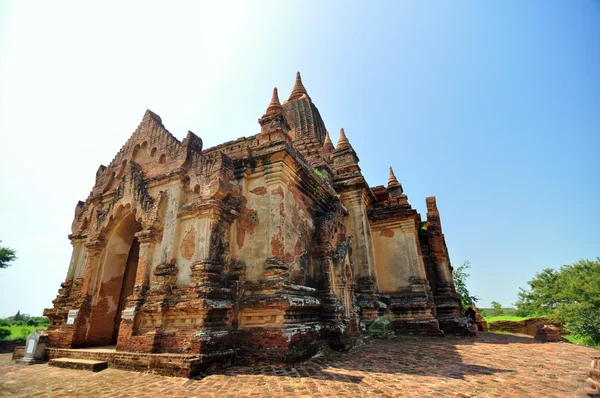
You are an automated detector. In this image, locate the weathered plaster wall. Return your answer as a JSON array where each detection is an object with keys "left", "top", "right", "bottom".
[
  {"left": 175, "top": 218, "right": 195, "bottom": 285},
  {"left": 235, "top": 174, "right": 270, "bottom": 281},
  {"left": 159, "top": 182, "right": 182, "bottom": 266},
  {"left": 233, "top": 167, "right": 314, "bottom": 284},
  {"left": 340, "top": 191, "right": 376, "bottom": 282},
  {"left": 371, "top": 220, "right": 426, "bottom": 293}
]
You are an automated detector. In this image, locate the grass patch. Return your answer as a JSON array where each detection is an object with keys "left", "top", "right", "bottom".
[
  {"left": 489, "top": 330, "right": 514, "bottom": 335},
  {"left": 484, "top": 315, "right": 529, "bottom": 323},
  {"left": 312, "top": 168, "right": 324, "bottom": 181},
  {"left": 1, "top": 325, "right": 39, "bottom": 341},
  {"left": 478, "top": 307, "right": 517, "bottom": 318},
  {"left": 562, "top": 334, "right": 600, "bottom": 349}
]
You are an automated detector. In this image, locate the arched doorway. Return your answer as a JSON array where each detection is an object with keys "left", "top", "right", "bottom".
[{"left": 86, "top": 213, "right": 142, "bottom": 346}]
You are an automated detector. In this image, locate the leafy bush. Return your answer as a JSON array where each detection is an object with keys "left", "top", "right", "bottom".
[
  {"left": 516, "top": 257, "right": 600, "bottom": 344},
  {"left": 0, "top": 241, "right": 17, "bottom": 269},
  {"left": 23, "top": 317, "right": 49, "bottom": 327},
  {"left": 452, "top": 261, "right": 479, "bottom": 310},
  {"left": 562, "top": 333, "right": 600, "bottom": 349},
  {"left": 0, "top": 327, "right": 10, "bottom": 339},
  {"left": 368, "top": 315, "right": 392, "bottom": 331},
  {"left": 491, "top": 301, "right": 502, "bottom": 316}
]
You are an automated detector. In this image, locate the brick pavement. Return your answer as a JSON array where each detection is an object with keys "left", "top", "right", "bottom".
[{"left": 1, "top": 332, "right": 598, "bottom": 397}]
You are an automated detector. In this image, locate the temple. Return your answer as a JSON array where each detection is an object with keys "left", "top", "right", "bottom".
[{"left": 44, "top": 73, "right": 464, "bottom": 369}]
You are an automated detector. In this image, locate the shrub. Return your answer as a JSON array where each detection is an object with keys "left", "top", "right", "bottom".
[
  {"left": 0, "top": 327, "right": 10, "bottom": 339},
  {"left": 368, "top": 315, "right": 392, "bottom": 331},
  {"left": 452, "top": 261, "right": 479, "bottom": 310},
  {"left": 516, "top": 258, "right": 600, "bottom": 344}
]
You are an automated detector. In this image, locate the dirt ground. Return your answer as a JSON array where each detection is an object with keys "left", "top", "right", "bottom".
[{"left": 1, "top": 332, "right": 598, "bottom": 397}]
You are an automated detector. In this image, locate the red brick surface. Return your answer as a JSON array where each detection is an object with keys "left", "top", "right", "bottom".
[{"left": 2, "top": 332, "right": 598, "bottom": 397}]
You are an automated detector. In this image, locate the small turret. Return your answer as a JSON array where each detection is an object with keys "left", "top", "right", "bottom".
[
  {"left": 266, "top": 87, "right": 283, "bottom": 114},
  {"left": 323, "top": 131, "right": 334, "bottom": 153},
  {"left": 335, "top": 128, "right": 352, "bottom": 151},
  {"left": 387, "top": 166, "right": 405, "bottom": 198},
  {"left": 259, "top": 87, "right": 290, "bottom": 135},
  {"left": 332, "top": 127, "right": 360, "bottom": 169}
]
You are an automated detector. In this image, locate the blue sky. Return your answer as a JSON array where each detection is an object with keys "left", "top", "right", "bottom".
[{"left": 0, "top": 1, "right": 598, "bottom": 316}]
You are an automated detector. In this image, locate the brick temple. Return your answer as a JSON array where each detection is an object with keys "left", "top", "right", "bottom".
[{"left": 44, "top": 72, "right": 464, "bottom": 370}]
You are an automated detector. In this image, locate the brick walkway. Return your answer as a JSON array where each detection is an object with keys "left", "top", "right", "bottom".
[{"left": 1, "top": 332, "right": 597, "bottom": 397}]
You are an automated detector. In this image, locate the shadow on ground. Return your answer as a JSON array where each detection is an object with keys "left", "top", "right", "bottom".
[{"left": 205, "top": 333, "right": 521, "bottom": 384}]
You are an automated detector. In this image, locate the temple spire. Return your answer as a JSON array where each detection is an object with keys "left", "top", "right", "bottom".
[
  {"left": 387, "top": 166, "right": 404, "bottom": 196},
  {"left": 388, "top": 166, "right": 401, "bottom": 188},
  {"left": 266, "top": 87, "right": 283, "bottom": 114},
  {"left": 288, "top": 71, "right": 308, "bottom": 101},
  {"left": 323, "top": 131, "right": 334, "bottom": 152},
  {"left": 259, "top": 87, "right": 291, "bottom": 135},
  {"left": 336, "top": 127, "right": 351, "bottom": 150}
]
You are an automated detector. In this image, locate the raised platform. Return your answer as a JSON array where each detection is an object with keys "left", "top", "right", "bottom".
[
  {"left": 45, "top": 347, "right": 235, "bottom": 378},
  {"left": 49, "top": 358, "right": 108, "bottom": 372}
]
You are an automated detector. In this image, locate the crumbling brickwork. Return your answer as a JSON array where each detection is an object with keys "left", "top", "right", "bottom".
[{"left": 44, "top": 73, "right": 464, "bottom": 367}]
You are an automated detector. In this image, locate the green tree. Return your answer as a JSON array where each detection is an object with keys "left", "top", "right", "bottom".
[
  {"left": 0, "top": 241, "right": 17, "bottom": 269},
  {"left": 453, "top": 261, "right": 479, "bottom": 310},
  {"left": 491, "top": 301, "right": 502, "bottom": 316},
  {"left": 515, "top": 257, "right": 600, "bottom": 344},
  {"left": 0, "top": 327, "right": 10, "bottom": 340}
]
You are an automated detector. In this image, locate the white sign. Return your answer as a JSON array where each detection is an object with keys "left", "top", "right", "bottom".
[
  {"left": 66, "top": 309, "right": 79, "bottom": 325},
  {"left": 122, "top": 307, "right": 135, "bottom": 321},
  {"left": 26, "top": 339, "right": 35, "bottom": 354}
]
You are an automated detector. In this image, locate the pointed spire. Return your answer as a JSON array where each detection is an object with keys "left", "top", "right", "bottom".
[
  {"left": 388, "top": 167, "right": 401, "bottom": 188},
  {"left": 387, "top": 166, "right": 404, "bottom": 196},
  {"left": 323, "top": 131, "right": 334, "bottom": 152},
  {"left": 336, "top": 127, "right": 351, "bottom": 150},
  {"left": 266, "top": 87, "right": 283, "bottom": 114},
  {"left": 288, "top": 71, "right": 308, "bottom": 101}
]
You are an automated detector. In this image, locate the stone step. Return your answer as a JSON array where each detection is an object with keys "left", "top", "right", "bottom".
[{"left": 49, "top": 358, "right": 108, "bottom": 372}]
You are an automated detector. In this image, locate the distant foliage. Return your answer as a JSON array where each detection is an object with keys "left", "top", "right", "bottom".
[
  {"left": 453, "top": 261, "right": 479, "bottom": 310},
  {"left": 0, "top": 327, "right": 10, "bottom": 339},
  {"left": 491, "top": 301, "right": 502, "bottom": 316},
  {"left": 515, "top": 257, "right": 600, "bottom": 344},
  {"left": 482, "top": 315, "right": 528, "bottom": 323},
  {"left": 0, "top": 315, "right": 49, "bottom": 341},
  {"left": 0, "top": 241, "right": 17, "bottom": 269},
  {"left": 479, "top": 307, "right": 516, "bottom": 318},
  {"left": 0, "top": 315, "right": 49, "bottom": 328}
]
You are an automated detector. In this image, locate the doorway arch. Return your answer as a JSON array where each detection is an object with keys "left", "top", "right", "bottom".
[{"left": 86, "top": 212, "right": 142, "bottom": 346}]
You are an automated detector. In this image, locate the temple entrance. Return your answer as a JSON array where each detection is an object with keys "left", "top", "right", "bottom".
[
  {"left": 86, "top": 213, "right": 142, "bottom": 347},
  {"left": 111, "top": 237, "right": 140, "bottom": 344}
]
